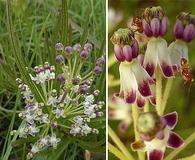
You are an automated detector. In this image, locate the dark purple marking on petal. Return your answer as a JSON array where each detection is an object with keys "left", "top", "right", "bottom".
[
  {"left": 145, "top": 63, "right": 155, "bottom": 77},
  {"left": 150, "top": 96, "right": 156, "bottom": 106},
  {"left": 123, "top": 45, "right": 132, "bottom": 62},
  {"left": 183, "top": 24, "right": 194, "bottom": 42},
  {"left": 160, "top": 16, "right": 168, "bottom": 36},
  {"left": 148, "top": 150, "right": 164, "bottom": 160},
  {"left": 151, "top": 18, "right": 160, "bottom": 37},
  {"left": 167, "top": 131, "right": 184, "bottom": 149},
  {"left": 162, "top": 111, "right": 178, "bottom": 129},
  {"left": 138, "top": 81, "right": 152, "bottom": 97},
  {"left": 114, "top": 45, "right": 125, "bottom": 62},
  {"left": 137, "top": 97, "right": 145, "bottom": 108},
  {"left": 156, "top": 130, "right": 164, "bottom": 140},
  {"left": 173, "top": 20, "right": 184, "bottom": 39},
  {"left": 131, "top": 41, "right": 139, "bottom": 58},
  {"left": 160, "top": 62, "right": 174, "bottom": 77},
  {"left": 142, "top": 20, "right": 153, "bottom": 37},
  {"left": 125, "top": 90, "right": 136, "bottom": 104}
]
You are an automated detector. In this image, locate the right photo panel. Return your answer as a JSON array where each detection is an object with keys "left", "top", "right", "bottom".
[{"left": 108, "top": 0, "right": 195, "bottom": 160}]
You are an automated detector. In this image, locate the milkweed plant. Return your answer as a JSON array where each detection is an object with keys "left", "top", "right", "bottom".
[
  {"left": 11, "top": 42, "right": 105, "bottom": 159},
  {"left": 109, "top": 6, "right": 195, "bottom": 160}
]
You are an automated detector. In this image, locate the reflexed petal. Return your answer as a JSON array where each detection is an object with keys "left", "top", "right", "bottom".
[
  {"left": 142, "top": 19, "right": 153, "bottom": 37},
  {"left": 132, "top": 61, "right": 153, "bottom": 97},
  {"left": 137, "top": 54, "right": 144, "bottom": 66},
  {"left": 157, "top": 38, "right": 174, "bottom": 77},
  {"left": 168, "top": 40, "right": 188, "bottom": 69},
  {"left": 148, "top": 149, "right": 164, "bottom": 160},
  {"left": 143, "top": 39, "right": 158, "bottom": 77},
  {"left": 160, "top": 16, "right": 168, "bottom": 36},
  {"left": 119, "top": 63, "right": 138, "bottom": 103},
  {"left": 167, "top": 131, "right": 184, "bottom": 148},
  {"left": 137, "top": 95, "right": 146, "bottom": 108},
  {"left": 149, "top": 96, "right": 156, "bottom": 106},
  {"left": 131, "top": 140, "right": 146, "bottom": 151},
  {"left": 162, "top": 111, "right": 178, "bottom": 129},
  {"left": 151, "top": 18, "right": 160, "bottom": 37},
  {"left": 114, "top": 45, "right": 125, "bottom": 62},
  {"left": 123, "top": 45, "right": 132, "bottom": 62}
]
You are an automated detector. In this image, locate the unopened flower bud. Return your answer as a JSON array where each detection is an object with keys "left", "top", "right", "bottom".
[
  {"left": 96, "top": 56, "right": 105, "bottom": 66},
  {"left": 65, "top": 46, "right": 73, "bottom": 56},
  {"left": 55, "top": 43, "right": 63, "bottom": 51},
  {"left": 55, "top": 55, "right": 64, "bottom": 65},
  {"left": 94, "top": 66, "right": 102, "bottom": 75},
  {"left": 73, "top": 43, "right": 81, "bottom": 52},
  {"left": 84, "top": 43, "right": 93, "bottom": 51},
  {"left": 57, "top": 73, "right": 65, "bottom": 82},
  {"left": 80, "top": 50, "right": 89, "bottom": 59}
]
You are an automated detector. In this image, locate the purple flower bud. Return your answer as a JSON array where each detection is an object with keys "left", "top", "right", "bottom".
[
  {"left": 142, "top": 20, "right": 153, "bottom": 37},
  {"left": 38, "top": 65, "right": 44, "bottom": 72},
  {"left": 94, "top": 66, "right": 102, "bottom": 75},
  {"left": 160, "top": 16, "right": 168, "bottom": 36},
  {"left": 55, "top": 43, "right": 63, "bottom": 51},
  {"left": 183, "top": 24, "right": 194, "bottom": 42},
  {"left": 85, "top": 80, "right": 92, "bottom": 86},
  {"left": 96, "top": 56, "right": 105, "bottom": 66},
  {"left": 151, "top": 18, "right": 160, "bottom": 37},
  {"left": 80, "top": 50, "right": 89, "bottom": 59},
  {"left": 79, "top": 84, "right": 89, "bottom": 94},
  {"left": 57, "top": 73, "right": 65, "bottom": 82},
  {"left": 73, "top": 43, "right": 81, "bottom": 52},
  {"left": 122, "top": 45, "right": 132, "bottom": 62},
  {"left": 65, "top": 46, "right": 73, "bottom": 56},
  {"left": 72, "top": 77, "right": 80, "bottom": 85},
  {"left": 93, "top": 90, "right": 100, "bottom": 96},
  {"left": 84, "top": 43, "right": 93, "bottom": 51},
  {"left": 44, "top": 62, "right": 50, "bottom": 70},
  {"left": 131, "top": 41, "right": 139, "bottom": 58},
  {"left": 114, "top": 45, "right": 125, "bottom": 62},
  {"left": 50, "top": 66, "right": 55, "bottom": 73},
  {"left": 173, "top": 20, "right": 184, "bottom": 39},
  {"left": 55, "top": 54, "right": 64, "bottom": 65}
]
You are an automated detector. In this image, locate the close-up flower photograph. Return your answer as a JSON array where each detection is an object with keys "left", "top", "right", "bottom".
[
  {"left": 108, "top": 0, "right": 195, "bottom": 160},
  {"left": 0, "top": 0, "right": 105, "bottom": 159}
]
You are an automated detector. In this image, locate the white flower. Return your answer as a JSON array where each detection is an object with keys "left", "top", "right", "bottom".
[
  {"left": 29, "top": 124, "right": 40, "bottom": 136},
  {"left": 49, "top": 134, "right": 61, "bottom": 148},
  {"left": 143, "top": 37, "right": 174, "bottom": 78},
  {"left": 52, "top": 107, "right": 65, "bottom": 119},
  {"left": 85, "top": 95, "right": 95, "bottom": 103}
]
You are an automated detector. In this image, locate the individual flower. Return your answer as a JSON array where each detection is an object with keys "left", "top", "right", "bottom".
[
  {"left": 117, "top": 58, "right": 154, "bottom": 105},
  {"left": 109, "top": 96, "right": 132, "bottom": 132},
  {"left": 110, "top": 28, "right": 139, "bottom": 62},
  {"left": 131, "top": 111, "right": 184, "bottom": 160},
  {"left": 141, "top": 6, "right": 174, "bottom": 78},
  {"left": 169, "top": 12, "right": 195, "bottom": 73}
]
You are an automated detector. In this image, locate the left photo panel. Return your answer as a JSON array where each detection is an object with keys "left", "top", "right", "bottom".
[{"left": 0, "top": 0, "right": 106, "bottom": 160}]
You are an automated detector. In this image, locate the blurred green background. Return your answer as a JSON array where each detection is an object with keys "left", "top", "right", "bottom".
[{"left": 108, "top": 0, "right": 195, "bottom": 159}]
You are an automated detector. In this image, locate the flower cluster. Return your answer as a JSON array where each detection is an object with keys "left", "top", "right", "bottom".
[
  {"left": 13, "top": 42, "right": 105, "bottom": 159},
  {"left": 110, "top": 5, "right": 194, "bottom": 160}
]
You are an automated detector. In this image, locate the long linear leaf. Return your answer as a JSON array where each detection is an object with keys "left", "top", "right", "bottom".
[{"left": 6, "top": 0, "right": 45, "bottom": 103}]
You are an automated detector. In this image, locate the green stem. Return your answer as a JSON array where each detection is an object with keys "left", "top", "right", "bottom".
[
  {"left": 165, "top": 131, "right": 195, "bottom": 160},
  {"left": 156, "top": 68, "right": 162, "bottom": 115},
  {"left": 161, "top": 78, "right": 173, "bottom": 115},
  {"left": 108, "top": 126, "right": 135, "bottom": 160},
  {"left": 108, "top": 142, "right": 129, "bottom": 160},
  {"left": 132, "top": 103, "right": 145, "bottom": 160}
]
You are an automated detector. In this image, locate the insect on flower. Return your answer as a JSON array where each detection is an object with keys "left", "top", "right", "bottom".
[
  {"left": 180, "top": 57, "right": 194, "bottom": 83},
  {"left": 132, "top": 16, "right": 144, "bottom": 33}
]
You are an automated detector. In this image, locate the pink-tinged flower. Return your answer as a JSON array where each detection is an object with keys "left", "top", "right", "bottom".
[
  {"left": 143, "top": 37, "right": 174, "bottom": 78},
  {"left": 142, "top": 6, "right": 168, "bottom": 37},
  {"left": 118, "top": 60, "right": 154, "bottom": 105},
  {"left": 110, "top": 28, "right": 139, "bottom": 62},
  {"left": 109, "top": 96, "right": 132, "bottom": 132},
  {"left": 173, "top": 12, "right": 195, "bottom": 42},
  {"left": 131, "top": 112, "right": 184, "bottom": 160},
  {"left": 168, "top": 40, "right": 188, "bottom": 72}
]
